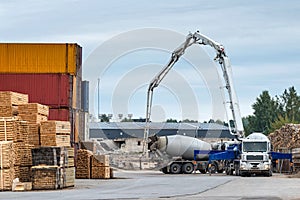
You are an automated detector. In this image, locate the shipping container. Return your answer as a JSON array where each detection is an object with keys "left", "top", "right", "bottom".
[
  {"left": 81, "top": 81, "right": 89, "bottom": 112},
  {"left": 0, "top": 73, "right": 82, "bottom": 109},
  {"left": 0, "top": 43, "right": 82, "bottom": 75}
]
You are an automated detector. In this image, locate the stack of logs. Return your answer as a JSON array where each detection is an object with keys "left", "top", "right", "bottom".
[
  {"left": 269, "top": 124, "right": 300, "bottom": 151},
  {"left": 76, "top": 149, "right": 112, "bottom": 179}
]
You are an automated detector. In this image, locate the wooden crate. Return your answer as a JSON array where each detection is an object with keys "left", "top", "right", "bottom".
[
  {"left": 0, "top": 141, "right": 14, "bottom": 169},
  {"left": 0, "top": 106, "right": 18, "bottom": 117},
  {"left": 0, "top": 168, "right": 14, "bottom": 191},
  {"left": 0, "top": 91, "right": 28, "bottom": 106},
  {"left": 31, "top": 166, "right": 60, "bottom": 190},
  {"left": 18, "top": 103, "right": 49, "bottom": 116},
  {"left": 91, "top": 166, "right": 110, "bottom": 179},
  {"left": 40, "top": 121, "right": 71, "bottom": 134},
  {"left": 18, "top": 114, "right": 48, "bottom": 124},
  {"left": 75, "top": 149, "right": 93, "bottom": 179},
  {"left": 91, "top": 155, "right": 110, "bottom": 167}
]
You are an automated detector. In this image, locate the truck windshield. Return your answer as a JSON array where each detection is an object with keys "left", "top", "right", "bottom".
[{"left": 243, "top": 142, "right": 268, "bottom": 152}]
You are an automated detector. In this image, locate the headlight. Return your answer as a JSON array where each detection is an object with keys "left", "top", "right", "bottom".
[
  {"left": 240, "top": 163, "right": 247, "bottom": 169},
  {"left": 264, "top": 164, "right": 270, "bottom": 170}
]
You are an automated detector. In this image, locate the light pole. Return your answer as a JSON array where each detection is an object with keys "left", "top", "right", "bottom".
[{"left": 97, "top": 78, "right": 100, "bottom": 121}]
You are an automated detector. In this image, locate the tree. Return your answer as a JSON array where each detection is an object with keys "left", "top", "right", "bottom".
[
  {"left": 250, "top": 91, "right": 280, "bottom": 134},
  {"left": 100, "top": 114, "right": 110, "bottom": 122},
  {"left": 279, "top": 86, "right": 300, "bottom": 122},
  {"left": 121, "top": 117, "right": 133, "bottom": 122},
  {"left": 181, "top": 119, "right": 198, "bottom": 123},
  {"left": 166, "top": 118, "right": 177, "bottom": 123}
]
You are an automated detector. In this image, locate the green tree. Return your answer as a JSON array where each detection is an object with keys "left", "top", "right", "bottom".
[
  {"left": 251, "top": 91, "right": 280, "bottom": 134},
  {"left": 279, "top": 86, "right": 300, "bottom": 122},
  {"left": 166, "top": 118, "right": 177, "bottom": 123},
  {"left": 121, "top": 117, "right": 133, "bottom": 122},
  {"left": 181, "top": 119, "right": 198, "bottom": 123},
  {"left": 100, "top": 114, "right": 110, "bottom": 122}
]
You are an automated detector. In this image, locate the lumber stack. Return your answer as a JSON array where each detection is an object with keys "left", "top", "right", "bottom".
[
  {"left": 40, "top": 121, "right": 71, "bottom": 147},
  {"left": 0, "top": 141, "right": 14, "bottom": 191},
  {"left": 0, "top": 91, "right": 28, "bottom": 106},
  {"left": 31, "top": 166, "right": 60, "bottom": 190},
  {"left": 91, "top": 155, "right": 110, "bottom": 179},
  {"left": 269, "top": 124, "right": 300, "bottom": 151},
  {"left": 76, "top": 149, "right": 93, "bottom": 179}
]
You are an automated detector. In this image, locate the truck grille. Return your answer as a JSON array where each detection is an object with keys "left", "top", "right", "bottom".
[{"left": 246, "top": 155, "right": 263, "bottom": 161}]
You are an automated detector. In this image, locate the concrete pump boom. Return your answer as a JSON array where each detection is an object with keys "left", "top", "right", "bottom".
[{"left": 142, "top": 31, "right": 244, "bottom": 155}]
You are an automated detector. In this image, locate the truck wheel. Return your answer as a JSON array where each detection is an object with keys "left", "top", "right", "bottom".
[
  {"left": 199, "top": 169, "right": 206, "bottom": 174},
  {"left": 210, "top": 163, "right": 217, "bottom": 174},
  {"left": 170, "top": 163, "right": 182, "bottom": 174},
  {"left": 217, "top": 169, "right": 224, "bottom": 173},
  {"left": 182, "top": 163, "right": 194, "bottom": 174}
]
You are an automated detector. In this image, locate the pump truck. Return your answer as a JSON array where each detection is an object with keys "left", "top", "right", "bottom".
[{"left": 143, "top": 31, "right": 292, "bottom": 175}]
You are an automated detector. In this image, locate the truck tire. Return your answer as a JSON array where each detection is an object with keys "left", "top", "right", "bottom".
[
  {"left": 199, "top": 169, "right": 206, "bottom": 174},
  {"left": 161, "top": 167, "right": 169, "bottom": 174},
  {"left": 170, "top": 163, "right": 182, "bottom": 174},
  {"left": 182, "top": 163, "right": 194, "bottom": 174},
  {"left": 217, "top": 169, "right": 224, "bottom": 173},
  {"left": 209, "top": 163, "right": 217, "bottom": 174}
]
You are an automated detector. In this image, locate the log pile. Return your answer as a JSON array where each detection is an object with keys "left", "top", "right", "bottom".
[
  {"left": 40, "top": 121, "right": 71, "bottom": 147},
  {"left": 268, "top": 124, "right": 300, "bottom": 151}
]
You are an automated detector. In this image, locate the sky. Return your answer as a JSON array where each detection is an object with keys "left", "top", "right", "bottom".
[{"left": 1, "top": 0, "right": 300, "bottom": 122}]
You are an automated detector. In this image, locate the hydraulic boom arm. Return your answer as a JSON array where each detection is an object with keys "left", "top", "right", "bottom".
[{"left": 142, "top": 31, "right": 244, "bottom": 155}]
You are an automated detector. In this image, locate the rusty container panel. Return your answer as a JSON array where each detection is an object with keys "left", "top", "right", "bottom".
[
  {"left": 0, "top": 43, "right": 82, "bottom": 75},
  {"left": 0, "top": 73, "right": 73, "bottom": 108}
]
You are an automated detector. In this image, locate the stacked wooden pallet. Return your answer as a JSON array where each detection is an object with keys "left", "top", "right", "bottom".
[
  {"left": 0, "top": 92, "right": 28, "bottom": 118},
  {"left": 31, "top": 166, "right": 60, "bottom": 190},
  {"left": 76, "top": 149, "right": 93, "bottom": 179},
  {"left": 269, "top": 124, "right": 300, "bottom": 151},
  {"left": 40, "top": 121, "right": 71, "bottom": 147},
  {"left": 0, "top": 141, "right": 14, "bottom": 191},
  {"left": 91, "top": 155, "right": 110, "bottom": 179}
]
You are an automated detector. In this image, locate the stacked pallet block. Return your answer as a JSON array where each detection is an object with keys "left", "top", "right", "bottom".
[
  {"left": 40, "top": 121, "right": 71, "bottom": 147},
  {"left": 0, "top": 141, "right": 14, "bottom": 191},
  {"left": 31, "top": 146, "right": 75, "bottom": 189},
  {"left": 18, "top": 103, "right": 49, "bottom": 147},
  {"left": 0, "top": 92, "right": 28, "bottom": 117},
  {"left": 76, "top": 149, "right": 112, "bottom": 179}
]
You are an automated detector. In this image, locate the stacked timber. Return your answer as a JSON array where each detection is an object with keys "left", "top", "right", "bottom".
[
  {"left": 76, "top": 149, "right": 93, "bottom": 179},
  {"left": 91, "top": 155, "right": 110, "bottom": 179},
  {"left": 0, "top": 141, "right": 14, "bottom": 191},
  {"left": 40, "top": 121, "right": 71, "bottom": 147},
  {"left": 0, "top": 92, "right": 28, "bottom": 117},
  {"left": 269, "top": 124, "right": 300, "bottom": 151},
  {"left": 18, "top": 103, "right": 49, "bottom": 147},
  {"left": 31, "top": 166, "right": 60, "bottom": 190}
]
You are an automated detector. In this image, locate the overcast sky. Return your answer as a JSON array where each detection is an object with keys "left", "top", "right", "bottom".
[{"left": 1, "top": 1, "right": 300, "bottom": 122}]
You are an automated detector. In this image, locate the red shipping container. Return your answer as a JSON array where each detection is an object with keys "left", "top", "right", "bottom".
[{"left": 0, "top": 73, "right": 72, "bottom": 108}]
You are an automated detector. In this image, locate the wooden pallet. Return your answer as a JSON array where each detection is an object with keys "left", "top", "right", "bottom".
[
  {"left": 18, "top": 103, "right": 49, "bottom": 117},
  {"left": 31, "top": 166, "right": 60, "bottom": 190},
  {"left": 0, "top": 91, "right": 28, "bottom": 106}
]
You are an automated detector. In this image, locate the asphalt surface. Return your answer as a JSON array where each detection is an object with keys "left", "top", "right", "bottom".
[{"left": 1, "top": 170, "right": 300, "bottom": 200}]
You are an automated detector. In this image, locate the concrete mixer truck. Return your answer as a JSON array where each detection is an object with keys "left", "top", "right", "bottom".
[{"left": 142, "top": 31, "right": 293, "bottom": 176}]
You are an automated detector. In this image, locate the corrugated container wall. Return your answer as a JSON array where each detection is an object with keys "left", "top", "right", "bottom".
[
  {"left": 0, "top": 43, "right": 82, "bottom": 75},
  {"left": 81, "top": 81, "right": 89, "bottom": 112}
]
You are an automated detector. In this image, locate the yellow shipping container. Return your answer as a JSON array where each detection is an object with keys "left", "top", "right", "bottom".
[{"left": 0, "top": 43, "right": 82, "bottom": 75}]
